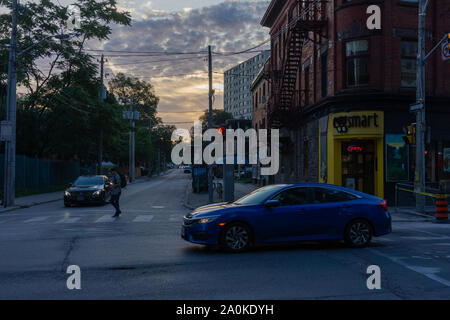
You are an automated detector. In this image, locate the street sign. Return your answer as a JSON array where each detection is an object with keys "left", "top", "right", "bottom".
[
  {"left": 410, "top": 102, "right": 424, "bottom": 112},
  {"left": 123, "top": 110, "right": 140, "bottom": 120},
  {"left": 0, "top": 120, "right": 13, "bottom": 141}
]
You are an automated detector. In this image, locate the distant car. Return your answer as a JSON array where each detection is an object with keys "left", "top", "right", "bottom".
[
  {"left": 184, "top": 166, "right": 192, "bottom": 174},
  {"left": 64, "top": 175, "right": 112, "bottom": 207},
  {"left": 181, "top": 183, "right": 392, "bottom": 252}
]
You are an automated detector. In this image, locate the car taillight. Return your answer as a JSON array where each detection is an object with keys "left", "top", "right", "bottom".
[{"left": 379, "top": 200, "right": 388, "bottom": 211}]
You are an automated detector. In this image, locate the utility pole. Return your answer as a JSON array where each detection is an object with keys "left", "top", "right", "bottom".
[
  {"left": 148, "top": 119, "right": 152, "bottom": 176},
  {"left": 129, "top": 101, "right": 136, "bottom": 183},
  {"left": 415, "top": 0, "right": 427, "bottom": 213},
  {"left": 3, "top": 0, "right": 18, "bottom": 207},
  {"left": 208, "top": 45, "right": 213, "bottom": 203},
  {"left": 98, "top": 54, "right": 105, "bottom": 175}
]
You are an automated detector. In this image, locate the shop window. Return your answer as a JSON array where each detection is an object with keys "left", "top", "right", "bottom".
[
  {"left": 401, "top": 41, "right": 417, "bottom": 88},
  {"left": 345, "top": 40, "right": 370, "bottom": 87}
]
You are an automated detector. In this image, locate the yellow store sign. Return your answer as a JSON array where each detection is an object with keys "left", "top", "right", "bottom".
[{"left": 330, "top": 111, "right": 384, "bottom": 137}]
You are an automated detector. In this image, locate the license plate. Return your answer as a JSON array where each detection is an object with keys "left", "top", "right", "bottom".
[{"left": 77, "top": 195, "right": 84, "bottom": 201}]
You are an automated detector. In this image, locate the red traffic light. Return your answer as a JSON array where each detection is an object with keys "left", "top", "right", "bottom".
[{"left": 218, "top": 127, "right": 225, "bottom": 135}]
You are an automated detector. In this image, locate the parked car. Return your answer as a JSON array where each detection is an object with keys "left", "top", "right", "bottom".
[
  {"left": 184, "top": 166, "right": 192, "bottom": 174},
  {"left": 64, "top": 175, "right": 112, "bottom": 207},
  {"left": 181, "top": 183, "right": 392, "bottom": 252}
]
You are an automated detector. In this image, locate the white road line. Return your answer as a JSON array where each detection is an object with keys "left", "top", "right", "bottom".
[
  {"left": 95, "top": 215, "right": 117, "bottom": 223},
  {"left": 369, "top": 249, "right": 450, "bottom": 287},
  {"left": 152, "top": 206, "right": 165, "bottom": 209},
  {"left": 56, "top": 217, "right": 81, "bottom": 224},
  {"left": 133, "top": 215, "right": 154, "bottom": 222},
  {"left": 401, "top": 236, "right": 450, "bottom": 241},
  {"left": 24, "top": 216, "right": 50, "bottom": 223}
]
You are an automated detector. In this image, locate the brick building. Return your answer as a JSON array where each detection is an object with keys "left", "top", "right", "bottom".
[
  {"left": 260, "top": 0, "right": 450, "bottom": 202},
  {"left": 251, "top": 59, "right": 271, "bottom": 185}
]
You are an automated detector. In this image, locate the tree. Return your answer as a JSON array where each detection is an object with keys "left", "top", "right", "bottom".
[
  {"left": 199, "top": 109, "right": 233, "bottom": 128},
  {"left": 0, "top": 0, "right": 131, "bottom": 163}
]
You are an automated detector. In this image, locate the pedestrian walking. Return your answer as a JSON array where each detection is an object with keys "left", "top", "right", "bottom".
[{"left": 110, "top": 167, "right": 122, "bottom": 217}]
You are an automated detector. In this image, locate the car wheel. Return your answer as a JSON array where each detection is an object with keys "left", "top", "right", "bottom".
[
  {"left": 220, "top": 222, "right": 251, "bottom": 253},
  {"left": 345, "top": 219, "right": 373, "bottom": 248}
]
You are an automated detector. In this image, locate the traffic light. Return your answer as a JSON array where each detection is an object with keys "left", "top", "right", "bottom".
[
  {"left": 218, "top": 127, "right": 225, "bottom": 135},
  {"left": 402, "top": 124, "right": 416, "bottom": 144},
  {"left": 448, "top": 33, "right": 450, "bottom": 49}
]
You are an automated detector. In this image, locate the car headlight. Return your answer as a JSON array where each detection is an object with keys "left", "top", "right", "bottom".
[
  {"left": 93, "top": 190, "right": 102, "bottom": 196},
  {"left": 64, "top": 191, "right": 71, "bottom": 197},
  {"left": 198, "top": 216, "right": 220, "bottom": 224}
]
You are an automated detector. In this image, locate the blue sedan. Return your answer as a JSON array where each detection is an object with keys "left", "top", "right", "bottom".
[{"left": 181, "top": 183, "right": 392, "bottom": 252}]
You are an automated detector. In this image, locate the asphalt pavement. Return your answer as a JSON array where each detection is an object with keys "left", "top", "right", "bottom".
[{"left": 0, "top": 169, "right": 449, "bottom": 299}]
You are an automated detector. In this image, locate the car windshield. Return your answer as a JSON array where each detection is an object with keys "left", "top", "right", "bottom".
[
  {"left": 234, "top": 185, "right": 285, "bottom": 206},
  {"left": 73, "top": 177, "right": 103, "bottom": 187}
]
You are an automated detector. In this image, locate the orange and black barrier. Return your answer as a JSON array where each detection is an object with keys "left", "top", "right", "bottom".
[{"left": 435, "top": 195, "right": 449, "bottom": 221}]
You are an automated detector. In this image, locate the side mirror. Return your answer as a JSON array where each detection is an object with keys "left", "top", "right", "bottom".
[{"left": 264, "top": 199, "right": 280, "bottom": 208}]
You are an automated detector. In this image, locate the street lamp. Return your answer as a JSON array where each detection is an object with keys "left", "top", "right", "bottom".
[{"left": 2, "top": 0, "right": 73, "bottom": 207}]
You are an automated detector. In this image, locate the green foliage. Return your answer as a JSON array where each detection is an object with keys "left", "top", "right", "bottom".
[{"left": 0, "top": 1, "right": 173, "bottom": 169}]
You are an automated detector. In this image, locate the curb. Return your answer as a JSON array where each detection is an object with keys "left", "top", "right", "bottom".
[{"left": 0, "top": 197, "right": 62, "bottom": 214}]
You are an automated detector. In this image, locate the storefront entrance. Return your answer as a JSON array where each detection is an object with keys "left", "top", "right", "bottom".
[
  {"left": 341, "top": 140, "right": 375, "bottom": 194},
  {"left": 321, "top": 111, "right": 384, "bottom": 198}
]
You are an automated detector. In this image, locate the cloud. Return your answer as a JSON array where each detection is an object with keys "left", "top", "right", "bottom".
[{"left": 98, "top": 1, "right": 271, "bottom": 128}]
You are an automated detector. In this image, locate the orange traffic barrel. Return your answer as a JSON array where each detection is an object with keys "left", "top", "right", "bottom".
[{"left": 435, "top": 195, "right": 449, "bottom": 221}]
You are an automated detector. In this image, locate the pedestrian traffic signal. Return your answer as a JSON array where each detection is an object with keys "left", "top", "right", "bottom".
[{"left": 402, "top": 124, "right": 416, "bottom": 144}]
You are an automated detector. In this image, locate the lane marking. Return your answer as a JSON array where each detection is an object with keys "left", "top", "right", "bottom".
[
  {"left": 133, "top": 215, "right": 154, "bottom": 222},
  {"left": 369, "top": 249, "right": 450, "bottom": 287},
  {"left": 24, "top": 216, "right": 50, "bottom": 223},
  {"left": 400, "top": 236, "right": 450, "bottom": 241},
  {"left": 56, "top": 217, "right": 81, "bottom": 224},
  {"left": 152, "top": 206, "right": 165, "bottom": 209},
  {"left": 95, "top": 215, "right": 117, "bottom": 223}
]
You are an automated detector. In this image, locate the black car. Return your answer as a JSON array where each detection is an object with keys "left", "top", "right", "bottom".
[{"left": 64, "top": 175, "right": 112, "bottom": 207}]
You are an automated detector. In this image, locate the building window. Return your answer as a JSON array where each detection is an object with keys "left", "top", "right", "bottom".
[
  {"left": 401, "top": 41, "right": 417, "bottom": 88},
  {"left": 345, "top": 40, "right": 369, "bottom": 86}
]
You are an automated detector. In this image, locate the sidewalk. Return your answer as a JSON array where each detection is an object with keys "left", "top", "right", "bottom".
[
  {"left": 0, "top": 174, "right": 160, "bottom": 214},
  {"left": 183, "top": 181, "right": 259, "bottom": 210}
]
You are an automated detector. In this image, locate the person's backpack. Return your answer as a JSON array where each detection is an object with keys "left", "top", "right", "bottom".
[{"left": 119, "top": 173, "right": 127, "bottom": 188}]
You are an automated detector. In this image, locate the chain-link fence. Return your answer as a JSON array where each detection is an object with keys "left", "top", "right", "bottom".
[{"left": 0, "top": 154, "right": 81, "bottom": 196}]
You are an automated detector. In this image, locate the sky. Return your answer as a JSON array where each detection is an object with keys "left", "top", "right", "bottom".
[{"left": 45, "top": 0, "right": 272, "bottom": 128}]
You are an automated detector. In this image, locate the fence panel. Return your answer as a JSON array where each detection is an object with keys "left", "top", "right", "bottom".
[{"left": 0, "top": 154, "right": 81, "bottom": 195}]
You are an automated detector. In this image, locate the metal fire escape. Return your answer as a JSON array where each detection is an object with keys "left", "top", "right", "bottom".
[{"left": 269, "top": 0, "right": 327, "bottom": 128}]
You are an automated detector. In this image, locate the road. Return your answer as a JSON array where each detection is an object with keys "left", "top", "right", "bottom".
[{"left": 0, "top": 169, "right": 449, "bottom": 299}]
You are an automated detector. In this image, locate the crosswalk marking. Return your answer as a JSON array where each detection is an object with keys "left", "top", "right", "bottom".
[
  {"left": 0, "top": 213, "right": 187, "bottom": 225},
  {"left": 24, "top": 216, "right": 50, "bottom": 223},
  {"left": 56, "top": 217, "right": 81, "bottom": 224},
  {"left": 133, "top": 215, "right": 154, "bottom": 222},
  {"left": 95, "top": 215, "right": 117, "bottom": 223}
]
